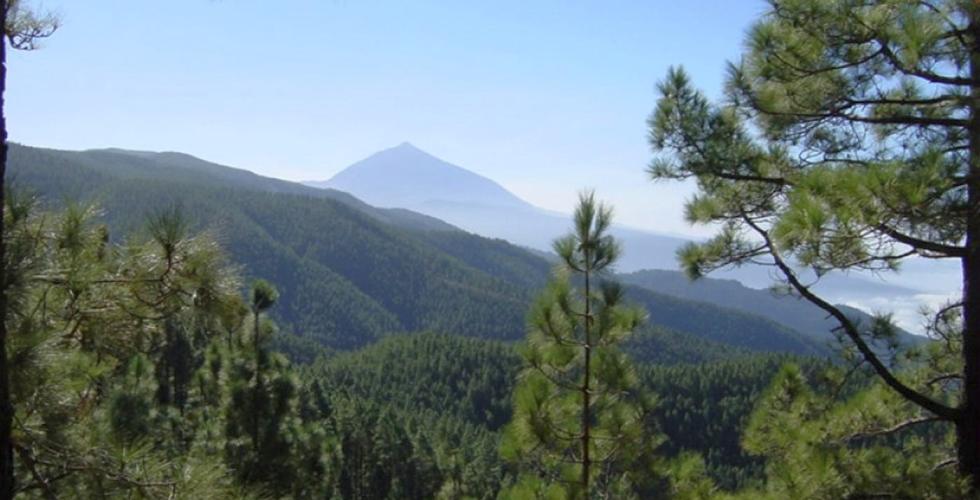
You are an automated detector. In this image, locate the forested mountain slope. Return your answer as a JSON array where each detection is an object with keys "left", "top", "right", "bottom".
[
  {"left": 620, "top": 269, "right": 919, "bottom": 345},
  {"left": 9, "top": 143, "right": 827, "bottom": 355},
  {"left": 308, "top": 333, "right": 829, "bottom": 489},
  {"left": 11, "top": 143, "right": 457, "bottom": 232}
]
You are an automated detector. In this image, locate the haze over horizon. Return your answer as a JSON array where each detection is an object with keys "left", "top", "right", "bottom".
[{"left": 5, "top": 0, "right": 770, "bottom": 239}]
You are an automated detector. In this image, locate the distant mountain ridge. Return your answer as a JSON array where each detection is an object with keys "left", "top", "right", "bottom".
[
  {"left": 49, "top": 145, "right": 460, "bottom": 233},
  {"left": 304, "top": 143, "right": 919, "bottom": 302},
  {"left": 10, "top": 143, "right": 832, "bottom": 357},
  {"left": 617, "top": 269, "right": 921, "bottom": 345},
  {"left": 306, "top": 142, "right": 692, "bottom": 272}
]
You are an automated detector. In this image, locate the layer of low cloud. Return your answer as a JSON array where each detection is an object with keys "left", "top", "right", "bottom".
[{"left": 841, "top": 292, "right": 960, "bottom": 336}]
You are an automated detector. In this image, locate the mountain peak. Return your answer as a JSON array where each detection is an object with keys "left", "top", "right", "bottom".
[
  {"left": 309, "top": 144, "right": 533, "bottom": 210},
  {"left": 386, "top": 141, "right": 435, "bottom": 160}
]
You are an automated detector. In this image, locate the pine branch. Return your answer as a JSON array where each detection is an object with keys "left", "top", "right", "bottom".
[
  {"left": 877, "top": 224, "right": 966, "bottom": 257},
  {"left": 876, "top": 37, "right": 976, "bottom": 86},
  {"left": 844, "top": 416, "right": 942, "bottom": 443},
  {"left": 741, "top": 213, "right": 960, "bottom": 422}
]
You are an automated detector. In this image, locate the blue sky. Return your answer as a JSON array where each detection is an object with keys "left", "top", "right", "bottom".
[
  {"left": 9, "top": 0, "right": 965, "bottom": 333},
  {"left": 8, "top": 0, "right": 766, "bottom": 236}
]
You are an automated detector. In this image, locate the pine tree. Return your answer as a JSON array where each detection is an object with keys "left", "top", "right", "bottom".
[
  {"left": 221, "top": 278, "right": 330, "bottom": 496},
  {"left": 0, "top": 3, "right": 58, "bottom": 497},
  {"left": 723, "top": 358, "right": 967, "bottom": 499},
  {"left": 0, "top": 199, "right": 251, "bottom": 496},
  {"left": 648, "top": 0, "right": 980, "bottom": 489},
  {"left": 500, "top": 192, "right": 662, "bottom": 499},
  {"left": 249, "top": 279, "right": 278, "bottom": 452}
]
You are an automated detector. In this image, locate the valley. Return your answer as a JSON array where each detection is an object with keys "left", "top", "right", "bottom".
[
  {"left": 2, "top": 141, "right": 923, "bottom": 495},
  {"left": 1, "top": 1, "right": 969, "bottom": 495}
]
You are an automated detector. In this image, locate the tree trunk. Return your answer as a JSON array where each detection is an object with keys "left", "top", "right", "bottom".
[
  {"left": 0, "top": 0, "right": 13, "bottom": 496},
  {"left": 581, "top": 253, "right": 591, "bottom": 497},
  {"left": 961, "top": 12, "right": 980, "bottom": 490},
  {"left": 252, "top": 310, "right": 262, "bottom": 453}
]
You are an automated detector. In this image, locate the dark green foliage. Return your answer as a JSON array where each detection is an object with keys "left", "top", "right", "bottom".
[
  {"left": 642, "top": 355, "right": 830, "bottom": 490},
  {"left": 10, "top": 144, "right": 533, "bottom": 350},
  {"left": 310, "top": 333, "right": 520, "bottom": 430},
  {"left": 8, "top": 143, "right": 456, "bottom": 233},
  {"left": 9, "top": 143, "right": 911, "bottom": 496},
  {"left": 619, "top": 269, "right": 919, "bottom": 345},
  {"left": 647, "top": 0, "right": 974, "bottom": 488},
  {"left": 250, "top": 279, "right": 279, "bottom": 314},
  {"left": 304, "top": 328, "right": 831, "bottom": 496},
  {"left": 325, "top": 400, "right": 447, "bottom": 499},
  {"left": 108, "top": 355, "right": 156, "bottom": 445},
  {"left": 624, "top": 327, "right": 751, "bottom": 365},
  {"left": 271, "top": 332, "right": 334, "bottom": 364},
  {"left": 9, "top": 143, "right": 843, "bottom": 356},
  {"left": 304, "top": 334, "right": 515, "bottom": 498},
  {"left": 501, "top": 193, "right": 664, "bottom": 498},
  {"left": 720, "top": 358, "right": 965, "bottom": 499},
  {"left": 624, "top": 285, "right": 826, "bottom": 356},
  {"left": 421, "top": 229, "right": 552, "bottom": 290},
  {"left": 223, "top": 340, "right": 330, "bottom": 496},
  {"left": 5, "top": 198, "right": 818, "bottom": 497},
  {"left": 3, "top": 200, "right": 328, "bottom": 497}
]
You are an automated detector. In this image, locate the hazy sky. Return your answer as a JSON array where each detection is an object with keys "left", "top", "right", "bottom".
[{"left": 7, "top": 0, "right": 767, "bottom": 238}]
